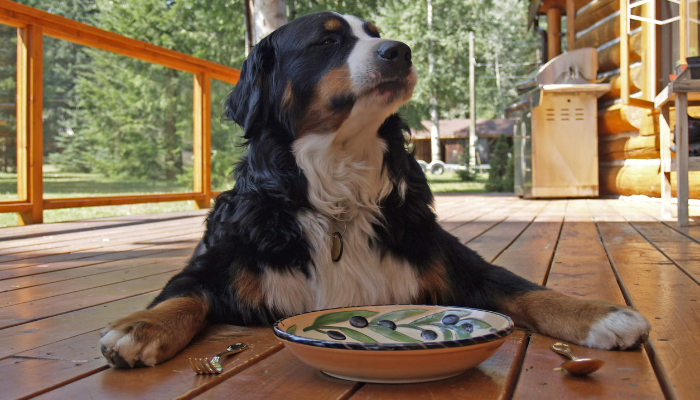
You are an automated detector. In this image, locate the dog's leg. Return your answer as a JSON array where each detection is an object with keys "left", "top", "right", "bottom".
[
  {"left": 420, "top": 232, "right": 651, "bottom": 350},
  {"left": 494, "top": 289, "right": 650, "bottom": 350},
  {"left": 99, "top": 295, "right": 208, "bottom": 367}
]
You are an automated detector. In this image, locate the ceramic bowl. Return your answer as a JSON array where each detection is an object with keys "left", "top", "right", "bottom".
[{"left": 273, "top": 305, "right": 513, "bottom": 383}]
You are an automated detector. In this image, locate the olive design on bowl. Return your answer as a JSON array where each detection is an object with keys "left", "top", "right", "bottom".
[
  {"left": 441, "top": 314, "right": 460, "bottom": 325},
  {"left": 349, "top": 316, "right": 369, "bottom": 328},
  {"left": 327, "top": 330, "right": 346, "bottom": 340},
  {"left": 421, "top": 330, "right": 438, "bottom": 340},
  {"left": 377, "top": 320, "right": 397, "bottom": 330}
]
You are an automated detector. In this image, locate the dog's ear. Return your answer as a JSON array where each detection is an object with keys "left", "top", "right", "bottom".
[{"left": 225, "top": 36, "right": 276, "bottom": 139}]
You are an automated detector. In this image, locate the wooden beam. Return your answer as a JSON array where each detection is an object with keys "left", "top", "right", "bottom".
[
  {"left": 620, "top": 0, "right": 630, "bottom": 106},
  {"left": 193, "top": 72, "right": 212, "bottom": 210},
  {"left": 42, "top": 193, "right": 206, "bottom": 210},
  {"left": 575, "top": 0, "right": 618, "bottom": 33},
  {"left": 598, "top": 33, "right": 642, "bottom": 72},
  {"left": 566, "top": 0, "right": 576, "bottom": 50},
  {"left": 680, "top": 0, "right": 688, "bottom": 65},
  {"left": 547, "top": 7, "right": 562, "bottom": 60},
  {"left": 0, "top": 0, "right": 240, "bottom": 85},
  {"left": 600, "top": 65, "right": 642, "bottom": 101},
  {"left": 599, "top": 103, "right": 642, "bottom": 135},
  {"left": 0, "top": 202, "right": 33, "bottom": 213},
  {"left": 599, "top": 134, "right": 659, "bottom": 161},
  {"left": 16, "top": 24, "right": 43, "bottom": 225}
]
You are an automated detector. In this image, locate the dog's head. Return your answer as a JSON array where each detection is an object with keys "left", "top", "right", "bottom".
[{"left": 226, "top": 12, "right": 417, "bottom": 142}]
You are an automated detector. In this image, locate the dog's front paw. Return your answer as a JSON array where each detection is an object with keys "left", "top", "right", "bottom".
[
  {"left": 100, "top": 319, "right": 165, "bottom": 368},
  {"left": 583, "top": 307, "right": 651, "bottom": 350},
  {"left": 99, "top": 297, "right": 209, "bottom": 368}
]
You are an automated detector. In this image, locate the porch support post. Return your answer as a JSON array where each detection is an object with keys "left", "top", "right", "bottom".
[{"left": 16, "top": 24, "right": 43, "bottom": 225}]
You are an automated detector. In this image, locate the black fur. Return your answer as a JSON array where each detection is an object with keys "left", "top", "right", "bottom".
[{"left": 151, "top": 11, "right": 544, "bottom": 327}]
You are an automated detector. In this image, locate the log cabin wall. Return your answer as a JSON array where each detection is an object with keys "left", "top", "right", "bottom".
[{"left": 571, "top": 0, "right": 698, "bottom": 197}]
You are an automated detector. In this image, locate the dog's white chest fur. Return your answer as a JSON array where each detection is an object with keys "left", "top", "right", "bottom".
[{"left": 260, "top": 132, "right": 419, "bottom": 315}]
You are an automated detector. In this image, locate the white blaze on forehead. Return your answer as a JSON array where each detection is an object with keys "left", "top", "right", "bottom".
[{"left": 341, "top": 14, "right": 385, "bottom": 91}]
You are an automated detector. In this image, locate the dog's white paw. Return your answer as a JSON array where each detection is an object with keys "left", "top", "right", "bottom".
[
  {"left": 99, "top": 323, "right": 162, "bottom": 368},
  {"left": 583, "top": 307, "right": 651, "bottom": 350}
]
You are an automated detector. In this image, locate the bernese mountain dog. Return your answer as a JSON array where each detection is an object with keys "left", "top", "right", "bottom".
[{"left": 99, "top": 12, "right": 651, "bottom": 368}]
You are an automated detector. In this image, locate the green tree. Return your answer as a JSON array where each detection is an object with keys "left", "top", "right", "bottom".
[{"left": 486, "top": 134, "right": 513, "bottom": 192}]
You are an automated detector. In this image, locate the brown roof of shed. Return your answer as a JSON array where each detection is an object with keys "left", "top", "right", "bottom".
[{"left": 411, "top": 118, "right": 514, "bottom": 140}]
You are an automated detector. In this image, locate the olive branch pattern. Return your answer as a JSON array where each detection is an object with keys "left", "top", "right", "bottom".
[{"left": 292, "top": 308, "right": 494, "bottom": 344}]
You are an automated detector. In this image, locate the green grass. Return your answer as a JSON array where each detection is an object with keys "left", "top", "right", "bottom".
[
  {"left": 0, "top": 169, "right": 488, "bottom": 228},
  {"left": 426, "top": 172, "right": 488, "bottom": 194}
]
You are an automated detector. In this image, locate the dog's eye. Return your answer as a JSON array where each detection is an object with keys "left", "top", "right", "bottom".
[{"left": 321, "top": 38, "right": 337, "bottom": 45}]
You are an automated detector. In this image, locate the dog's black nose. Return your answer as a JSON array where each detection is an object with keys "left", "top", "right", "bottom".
[{"left": 376, "top": 41, "right": 412, "bottom": 67}]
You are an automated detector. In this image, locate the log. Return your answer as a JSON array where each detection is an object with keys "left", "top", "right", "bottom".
[
  {"left": 598, "top": 104, "right": 642, "bottom": 135},
  {"left": 599, "top": 134, "right": 659, "bottom": 161},
  {"left": 600, "top": 65, "right": 642, "bottom": 101},
  {"left": 600, "top": 164, "right": 700, "bottom": 198},
  {"left": 597, "top": 31, "right": 642, "bottom": 72},
  {"left": 575, "top": 0, "right": 618, "bottom": 33},
  {"left": 575, "top": 13, "right": 640, "bottom": 49}
]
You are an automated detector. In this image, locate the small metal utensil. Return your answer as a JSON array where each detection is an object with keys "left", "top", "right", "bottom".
[
  {"left": 189, "top": 343, "right": 248, "bottom": 375},
  {"left": 551, "top": 342, "right": 604, "bottom": 375}
]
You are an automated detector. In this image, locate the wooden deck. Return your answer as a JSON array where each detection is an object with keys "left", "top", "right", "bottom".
[{"left": 0, "top": 194, "right": 698, "bottom": 399}]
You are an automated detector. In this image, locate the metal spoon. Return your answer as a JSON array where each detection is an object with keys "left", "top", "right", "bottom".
[{"left": 551, "top": 342, "right": 605, "bottom": 375}]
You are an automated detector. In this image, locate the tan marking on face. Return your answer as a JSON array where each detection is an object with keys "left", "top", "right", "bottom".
[
  {"left": 298, "top": 66, "right": 354, "bottom": 135},
  {"left": 324, "top": 18, "right": 342, "bottom": 31},
  {"left": 366, "top": 22, "right": 380, "bottom": 37},
  {"left": 232, "top": 269, "right": 264, "bottom": 307},
  {"left": 415, "top": 263, "right": 450, "bottom": 304},
  {"left": 282, "top": 81, "right": 294, "bottom": 110}
]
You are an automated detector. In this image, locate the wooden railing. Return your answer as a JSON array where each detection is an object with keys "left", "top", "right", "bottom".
[{"left": 0, "top": 0, "right": 240, "bottom": 224}]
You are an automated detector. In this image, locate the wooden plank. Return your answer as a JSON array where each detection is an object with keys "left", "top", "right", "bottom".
[
  {"left": 440, "top": 197, "right": 520, "bottom": 233},
  {"left": 512, "top": 204, "right": 664, "bottom": 399},
  {"left": 0, "top": 217, "right": 203, "bottom": 263},
  {"left": 0, "top": 293, "right": 155, "bottom": 360},
  {"left": 0, "top": 0, "right": 240, "bottom": 84},
  {"left": 467, "top": 200, "right": 550, "bottom": 262},
  {"left": 32, "top": 327, "right": 283, "bottom": 400},
  {"left": 42, "top": 192, "right": 206, "bottom": 210},
  {"left": 16, "top": 24, "right": 43, "bottom": 225},
  {"left": 195, "top": 349, "right": 360, "bottom": 400},
  {"left": 0, "top": 234, "right": 200, "bottom": 282},
  {"left": 596, "top": 214, "right": 700, "bottom": 399},
  {"left": 0, "top": 228, "right": 203, "bottom": 272},
  {"left": 0, "top": 272, "right": 173, "bottom": 329},
  {"left": 629, "top": 221, "right": 700, "bottom": 285},
  {"left": 0, "top": 258, "right": 186, "bottom": 308},
  {"left": 193, "top": 72, "right": 212, "bottom": 210},
  {"left": 547, "top": 8, "right": 562, "bottom": 61},
  {"left": 0, "top": 209, "right": 207, "bottom": 241},
  {"left": 0, "top": 247, "right": 193, "bottom": 293},
  {"left": 1, "top": 324, "right": 277, "bottom": 400},
  {"left": 0, "top": 214, "right": 204, "bottom": 255},
  {"left": 450, "top": 201, "right": 530, "bottom": 244}
]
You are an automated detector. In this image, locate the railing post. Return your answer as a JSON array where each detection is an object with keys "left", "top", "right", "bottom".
[
  {"left": 16, "top": 24, "right": 43, "bottom": 224},
  {"left": 193, "top": 71, "right": 211, "bottom": 209}
]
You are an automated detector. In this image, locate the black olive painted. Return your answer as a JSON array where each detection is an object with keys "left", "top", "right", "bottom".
[
  {"left": 349, "top": 316, "right": 369, "bottom": 328},
  {"left": 441, "top": 314, "right": 460, "bottom": 325},
  {"left": 377, "top": 320, "right": 397, "bottom": 330},
  {"left": 327, "top": 330, "right": 346, "bottom": 340},
  {"left": 421, "top": 330, "right": 438, "bottom": 340}
]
